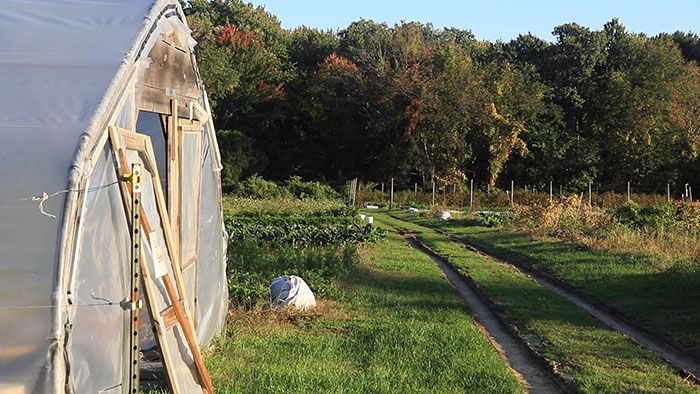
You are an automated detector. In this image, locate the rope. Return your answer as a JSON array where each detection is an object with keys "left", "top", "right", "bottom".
[{"left": 0, "top": 181, "right": 120, "bottom": 219}]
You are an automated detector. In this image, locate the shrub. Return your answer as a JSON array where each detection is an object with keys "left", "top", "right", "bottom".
[
  {"left": 232, "top": 175, "right": 291, "bottom": 199},
  {"left": 614, "top": 202, "right": 677, "bottom": 229},
  {"left": 285, "top": 176, "right": 340, "bottom": 200},
  {"left": 675, "top": 203, "right": 700, "bottom": 231},
  {"left": 476, "top": 213, "right": 509, "bottom": 228}
]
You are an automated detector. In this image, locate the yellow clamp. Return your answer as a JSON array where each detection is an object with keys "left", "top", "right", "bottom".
[{"left": 121, "top": 174, "right": 143, "bottom": 184}]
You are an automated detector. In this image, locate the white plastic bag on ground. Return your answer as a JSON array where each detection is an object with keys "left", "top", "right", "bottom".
[
  {"left": 268, "top": 275, "right": 317, "bottom": 311},
  {"left": 407, "top": 207, "right": 418, "bottom": 213},
  {"left": 437, "top": 210, "right": 451, "bottom": 220}
]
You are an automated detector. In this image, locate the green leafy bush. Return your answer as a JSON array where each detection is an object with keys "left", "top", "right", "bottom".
[
  {"left": 476, "top": 213, "right": 509, "bottom": 228},
  {"left": 675, "top": 203, "right": 700, "bottom": 231},
  {"left": 231, "top": 175, "right": 292, "bottom": 199},
  {"left": 615, "top": 202, "right": 678, "bottom": 229},
  {"left": 284, "top": 176, "right": 340, "bottom": 200}
]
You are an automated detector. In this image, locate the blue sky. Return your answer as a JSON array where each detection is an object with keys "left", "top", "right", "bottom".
[{"left": 248, "top": 0, "right": 699, "bottom": 42}]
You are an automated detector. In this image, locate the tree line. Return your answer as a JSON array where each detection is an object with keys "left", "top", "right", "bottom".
[{"left": 184, "top": 0, "right": 700, "bottom": 192}]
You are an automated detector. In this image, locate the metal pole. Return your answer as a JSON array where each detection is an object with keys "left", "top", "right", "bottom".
[
  {"left": 511, "top": 180, "right": 514, "bottom": 207},
  {"left": 667, "top": 184, "right": 670, "bottom": 203},
  {"left": 381, "top": 182, "right": 384, "bottom": 194},
  {"left": 127, "top": 163, "right": 143, "bottom": 393},
  {"left": 588, "top": 182, "right": 592, "bottom": 206},
  {"left": 415, "top": 182, "right": 417, "bottom": 195},
  {"left": 550, "top": 180, "right": 553, "bottom": 203},
  {"left": 432, "top": 181, "right": 436, "bottom": 206}
]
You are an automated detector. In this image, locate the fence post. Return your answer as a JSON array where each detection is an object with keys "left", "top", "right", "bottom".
[
  {"left": 667, "top": 184, "right": 670, "bottom": 203},
  {"left": 354, "top": 178, "right": 358, "bottom": 206},
  {"left": 415, "top": 182, "right": 417, "bottom": 196},
  {"left": 432, "top": 181, "right": 436, "bottom": 206},
  {"left": 588, "top": 182, "right": 592, "bottom": 206},
  {"left": 487, "top": 183, "right": 490, "bottom": 196},
  {"left": 381, "top": 182, "right": 384, "bottom": 194},
  {"left": 627, "top": 181, "right": 631, "bottom": 202},
  {"left": 470, "top": 179, "right": 474, "bottom": 209},
  {"left": 690, "top": 185, "right": 694, "bottom": 202},
  {"left": 511, "top": 180, "right": 514, "bottom": 207},
  {"left": 390, "top": 178, "right": 394, "bottom": 209},
  {"left": 549, "top": 180, "right": 553, "bottom": 203}
]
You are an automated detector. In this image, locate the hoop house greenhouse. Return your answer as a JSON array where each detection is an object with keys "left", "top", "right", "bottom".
[{"left": 0, "top": 1, "right": 228, "bottom": 393}]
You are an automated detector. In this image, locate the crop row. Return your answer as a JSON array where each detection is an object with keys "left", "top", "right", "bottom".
[{"left": 225, "top": 217, "right": 384, "bottom": 248}]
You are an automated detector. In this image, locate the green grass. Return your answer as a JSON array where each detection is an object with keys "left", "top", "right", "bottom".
[
  {"left": 375, "top": 210, "right": 698, "bottom": 393},
  {"left": 397, "top": 211, "right": 700, "bottom": 360},
  {"left": 205, "top": 231, "right": 524, "bottom": 393}
]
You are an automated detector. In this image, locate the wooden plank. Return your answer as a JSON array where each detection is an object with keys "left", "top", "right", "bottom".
[
  {"left": 161, "top": 305, "right": 179, "bottom": 331},
  {"left": 192, "top": 130, "right": 204, "bottom": 323},
  {"left": 161, "top": 273, "right": 214, "bottom": 394},
  {"left": 182, "top": 255, "right": 197, "bottom": 271},
  {"left": 112, "top": 126, "right": 148, "bottom": 152},
  {"left": 168, "top": 99, "right": 180, "bottom": 246}
]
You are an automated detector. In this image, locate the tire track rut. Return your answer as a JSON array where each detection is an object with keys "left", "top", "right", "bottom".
[{"left": 398, "top": 232, "right": 569, "bottom": 394}]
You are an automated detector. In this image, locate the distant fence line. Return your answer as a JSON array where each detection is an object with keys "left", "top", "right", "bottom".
[{"left": 347, "top": 178, "right": 695, "bottom": 209}]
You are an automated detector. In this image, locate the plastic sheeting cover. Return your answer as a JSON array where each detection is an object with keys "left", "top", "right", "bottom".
[
  {"left": 0, "top": 1, "right": 154, "bottom": 392},
  {"left": 181, "top": 132, "right": 202, "bottom": 266},
  {"left": 68, "top": 147, "right": 130, "bottom": 392},
  {"left": 196, "top": 131, "right": 228, "bottom": 345}
]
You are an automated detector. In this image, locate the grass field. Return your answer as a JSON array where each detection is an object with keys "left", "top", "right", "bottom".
[
  {"left": 375, "top": 210, "right": 698, "bottom": 393},
  {"left": 395, "top": 211, "right": 700, "bottom": 360},
  {"left": 205, "top": 230, "right": 524, "bottom": 393}
]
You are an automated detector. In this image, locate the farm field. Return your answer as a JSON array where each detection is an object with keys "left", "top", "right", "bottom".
[
  {"left": 371, "top": 210, "right": 699, "bottom": 393},
  {"left": 201, "top": 197, "right": 524, "bottom": 393}
]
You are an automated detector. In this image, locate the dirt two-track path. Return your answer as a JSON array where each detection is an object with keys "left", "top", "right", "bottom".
[
  {"left": 393, "top": 218, "right": 700, "bottom": 393},
  {"left": 399, "top": 233, "right": 567, "bottom": 394}
]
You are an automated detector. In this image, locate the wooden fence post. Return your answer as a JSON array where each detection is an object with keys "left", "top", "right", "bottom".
[
  {"left": 628, "top": 181, "right": 631, "bottom": 202},
  {"left": 470, "top": 179, "right": 474, "bottom": 209},
  {"left": 390, "top": 178, "right": 394, "bottom": 209}
]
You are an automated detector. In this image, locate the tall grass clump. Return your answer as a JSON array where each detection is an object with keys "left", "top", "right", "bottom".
[{"left": 509, "top": 196, "right": 700, "bottom": 268}]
